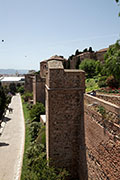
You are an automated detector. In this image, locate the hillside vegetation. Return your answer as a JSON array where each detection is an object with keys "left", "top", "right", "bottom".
[{"left": 79, "top": 40, "right": 120, "bottom": 93}]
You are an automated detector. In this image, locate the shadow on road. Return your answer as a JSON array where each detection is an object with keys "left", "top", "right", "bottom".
[
  {"left": 0, "top": 142, "right": 9, "bottom": 147},
  {"left": 3, "top": 117, "right": 11, "bottom": 122}
]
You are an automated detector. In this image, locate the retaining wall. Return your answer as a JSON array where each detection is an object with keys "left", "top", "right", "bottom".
[
  {"left": 84, "top": 94, "right": 120, "bottom": 180},
  {"left": 96, "top": 93, "right": 120, "bottom": 107}
]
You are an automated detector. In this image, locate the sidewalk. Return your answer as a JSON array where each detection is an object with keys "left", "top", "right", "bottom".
[{"left": 0, "top": 94, "right": 25, "bottom": 180}]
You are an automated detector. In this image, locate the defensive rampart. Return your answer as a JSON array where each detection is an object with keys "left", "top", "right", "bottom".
[
  {"left": 33, "top": 74, "right": 45, "bottom": 105},
  {"left": 45, "top": 60, "right": 88, "bottom": 179},
  {"left": 96, "top": 93, "right": 120, "bottom": 107},
  {"left": 84, "top": 94, "right": 120, "bottom": 180}
]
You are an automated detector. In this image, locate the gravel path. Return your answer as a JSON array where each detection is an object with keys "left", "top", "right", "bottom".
[{"left": 0, "top": 94, "right": 25, "bottom": 180}]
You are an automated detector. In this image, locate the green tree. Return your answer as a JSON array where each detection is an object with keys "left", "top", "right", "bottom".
[
  {"left": 75, "top": 49, "right": 80, "bottom": 56},
  {"left": 83, "top": 48, "right": 88, "bottom": 52},
  {"left": 17, "top": 85, "right": 25, "bottom": 94},
  {"left": 115, "top": 0, "right": 120, "bottom": 16},
  {"left": 88, "top": 47, "right": 94, "bottom": 52},
  {"left": 0, "top": 83, "right": 7, "bottom": 119},
  {"left": 9, "top": 83, "right": 17, "bottom": 95},
  {"left": 79, "top": 59, "right": 96, "bottom": 78},
  {"left": 104, "top": 40, "right": 120, "bottom": 86},
  {"left": 75, "top": 57, "right": 81, "bottom": 69}
]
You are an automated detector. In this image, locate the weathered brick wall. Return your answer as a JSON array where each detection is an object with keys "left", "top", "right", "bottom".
[
  {"left": 33, "top": 74, "right": 45, "bottom": 105},
  {"left": 96, "top": 93, "right": 120, "bottom": 107},
  {"left": 70, "top": 49, "right": 107, "bottom": 69},
  {"left": 24, "top": 74, "right": 34, "bottom": 93},
  {"left": 46, "top": 60, "right": 87, "bottom": 179},
  {"left": 70, "top": 52, "right": 96, "bottom": 69},
  {"left": 84, "top": 94, "right": 120, "bottom": 180},
  {"left": 40, "top": 61, "right": 47, "bottom": 78},
  {"left": 95, "top": 50, "right": 107, "bottom": 63}
]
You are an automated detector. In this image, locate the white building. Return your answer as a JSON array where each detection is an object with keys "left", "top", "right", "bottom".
[{"left": 0, "top": 76, "right": 25, "bottom": 86}]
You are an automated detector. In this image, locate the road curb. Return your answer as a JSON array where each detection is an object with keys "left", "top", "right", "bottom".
[{"left": 0, "top": 120, "right": 6, "bottom": 136}]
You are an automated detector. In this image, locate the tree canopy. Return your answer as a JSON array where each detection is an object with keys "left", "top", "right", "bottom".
[
  {"left": 0, "top": 84, "right": 7, "bottom": 119},
  {"left": 115, "top": 0, "right": 120, "bottom": 16},
  {"left": 104, "top": 40, "right": 120, "bottom": 85},
  {"left": 79, "top": 59, "right": 96, "bottom": 78}
]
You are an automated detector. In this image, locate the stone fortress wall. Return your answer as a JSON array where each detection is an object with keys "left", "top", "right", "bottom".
[
  {"left": 70, "top": 48, "right": 108, "bottom": 69},
  {"left": 36, "top": 56, "right": 65, "bottom": 103},
  {"left": 84, "top": 94, "right": 120, "bottom": 180},
  {"left": 24, "top": 74, "right": 34, "bottom": 93},
  {"left": 32, "top": 74, "right": 45, "bottom": 105},
  {"left": 45, "top": 60, "right": 87, "bottom": 179},
  {"left": 24, "top": 50, "right": 119, "bottom": 179},
  {"left": 96, "top": 93, "right": 120, "bottom": 107},
  {"left": 44, "top": 60, "right": 120, "bottom": 179}
]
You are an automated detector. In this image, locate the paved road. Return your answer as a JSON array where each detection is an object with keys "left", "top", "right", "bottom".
[{"left": 0, "top": 94, "right": 25, "bottom": 180}]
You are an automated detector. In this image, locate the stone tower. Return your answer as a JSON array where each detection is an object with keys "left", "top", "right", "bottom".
[
  {"left": 32, "top": 74, "right": 45, "bottom": 105},
  {"left": 46, "top": 60, "right": 87, "bottom": 179}
]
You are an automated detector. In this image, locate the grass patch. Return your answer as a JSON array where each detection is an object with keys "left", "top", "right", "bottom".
[{"left": 21, "top": 101, "right": 32, "bottom": 180}]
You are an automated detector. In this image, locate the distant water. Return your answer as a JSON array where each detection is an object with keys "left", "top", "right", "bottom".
[{"left": 0, "top": 69, "right": 29, "bottom": 75}]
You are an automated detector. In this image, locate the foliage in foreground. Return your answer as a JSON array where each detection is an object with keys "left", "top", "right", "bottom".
[
  {"left": 29, "top": 102, "right": 45, "bottom": 122},
  {"left": 0, "top": 83, "right": 12, "bottom": 119},
  {"left": 22, "top": 92, "right": 33, "bottom": 102},
  {"left": 0, "top": 84, "right": 7, "bottom": 119},
  {"left": 104, "top": 40, "right": 120, "bottom": 86},
  {"left": 24, "top": 142, "right": 68, "bottom": 180},
  {"left": 21, "top": 100, "right": 68, "bottom": 180}
]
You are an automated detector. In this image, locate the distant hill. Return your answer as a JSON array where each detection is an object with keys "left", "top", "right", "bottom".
[{"left": 0, "top": 69, "right": 29, "bottom": 75}]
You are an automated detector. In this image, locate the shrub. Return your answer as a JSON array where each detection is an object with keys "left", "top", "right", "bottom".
[
  {"left": 97, "top": 106, "right": 106, "bottom": 116},
  {"left": 25, "top": 142, "right": 68, "bottom": 180},
  {"left": 21, "top": 99, "right": 68, "bottom": 180},
  {"left": 17, "top": 85, "right": 25, "bottom": 94},
  {"left": 106, "top": 75, "right": 119, "bottom": 88},
  {"left": 30, "top": 102, "right": 45, "bottom": 122},
  {"left": 98, "top": 76, "right": 107, "bottom": 88},
  {"left": 85, "top": 78, "right": 99, "bottom": 92},
  {"left": 36, "top": 125, "right": 46, "bottom": 145},
  {"left": 29, "top": 122, "right": 42, "bottom": 142},
  {"left": 23, "top": 92, "right": 33, "bottom": 102}
]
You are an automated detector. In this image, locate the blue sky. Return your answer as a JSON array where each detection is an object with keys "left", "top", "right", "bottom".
[{"left": 0, "top": 0, "right": 120, "bottom": 70}]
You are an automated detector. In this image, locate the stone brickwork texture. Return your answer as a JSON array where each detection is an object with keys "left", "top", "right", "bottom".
[
  {"left": 24, "top": 74, "right": 34, "bottom": 93},
  {"left": 96, "top": 93, "right": 120, "bottom": 107},
  {"left": 84, "top": 94, "right": 120, "bottom": 180},
  {"left": 46, "top": 60, "right": 87, "bottom": 179},
  {"left": 33, "top": 74, "right": 45, "bottom": 105},
  {"left": 70, "top": 48, "right": 107, "bottom": 69},
  {"left": 40, "top": 61, "right": 47, "bottom": 78}
]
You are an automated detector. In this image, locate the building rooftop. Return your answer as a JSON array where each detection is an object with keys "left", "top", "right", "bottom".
[
  {"left": 49, "top": 55, "right": 65, "bottom": 61},
  {"left": 97, "top": 48, "right": 108, "bottom": 52},
  {"left": 0, "top": 76, "right": 25, "bottom": 82},
  {"left": 40, "top": 55, "right": 66, "bottom": 64}
]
